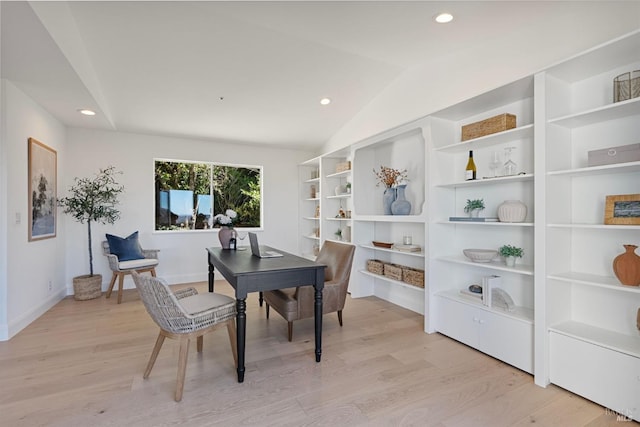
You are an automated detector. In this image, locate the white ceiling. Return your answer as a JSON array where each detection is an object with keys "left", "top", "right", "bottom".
[{"left": 2, "top": 1, "right": 640, "bottom": 151}]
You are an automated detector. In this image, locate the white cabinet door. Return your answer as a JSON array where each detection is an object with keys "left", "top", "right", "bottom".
[
  {"left": 434, "top": 295, "right": 480, "bottom": 349},
  {"left": 550, "top": 332, "right": 640, "bottom": 422}
]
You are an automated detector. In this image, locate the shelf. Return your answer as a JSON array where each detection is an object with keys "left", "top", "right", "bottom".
[
  {"left": 547, "top": 223, "right": 640, "bottom": 230},
  {"left": 326, "top": 194, "right": 351, "bottom": 199},
  {"left": 437, "top": 255, "right": 534, "bottom": 276},
  {"left": 437, "top": 290, "right": 534, "bottom": 324},
  {"left": 303, "top": 235, "right": 320, "bottom": 241},
  {"left": 325, "top": 217, "right": 352, "bottom": 222},
  {"left": 439, "top": 220, "right": 534, "bottom": 227},
  {"left": 436, "top": 173, "right": 534, "bottom": 188},
  {"left": 359, "top": 270, "right": 425, "bottom": 292},
  {"left": 359, "top": 244, "right": 425, "bottom": 258},
  {"left": 548, "top": 97, "right": 640, "bottom": 128},
  {"left": 354, "top": 214, "right": 426, "bottom": 223},
  {"left": 326, "top": 170, "right": 351, "bottom": 178},
  {"left": 549, "top": 321, "right": 640, "bottom": 359},
  {"left": 305, "top": 197, "right": 320, "bottom": 202},
  {"left": 302, "top": 216, "right": 320, "bottom": 221},
  {"left": 327, "top": 238, "right": 352, "bottom": 244},
  {"left": 547, "top": 161, "right": 640, "bottom": 177},
  {"left": 435, "top": 124, "right": 534, "bottom": 153},
  {"left": 304, "top": 177, "right": 320, "bottom": 183},
  {"left": 548, "top": 271, "right": 640, "bottom": 294}
]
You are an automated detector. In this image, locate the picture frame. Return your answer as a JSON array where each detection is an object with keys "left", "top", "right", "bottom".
[
  {"left": 28, "top": 138, "right": 57, "bottom": 241},
  {"left": 604, "top": 194, "right": 640, "bottom": 225}
]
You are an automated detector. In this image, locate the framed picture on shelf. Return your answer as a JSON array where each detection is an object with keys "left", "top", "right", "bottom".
[
  {"left": 604, "top": 194, "right": 640, "bottom": 225},
  {"left": 28, "top": 138, "right": 57, "bottom": 241}
]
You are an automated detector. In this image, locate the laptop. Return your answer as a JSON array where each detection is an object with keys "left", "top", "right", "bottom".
[{"left": 248, "top": 232, "right": 283, "bottom": 258}]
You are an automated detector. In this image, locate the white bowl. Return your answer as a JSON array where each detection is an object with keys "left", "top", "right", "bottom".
[{"left": 463, "top": 249, "right": 498, "bottom": 263}]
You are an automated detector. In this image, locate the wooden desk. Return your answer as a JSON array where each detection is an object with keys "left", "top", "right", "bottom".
[{"left": 207, "top": 247, "right": 325, "bottom": 383}]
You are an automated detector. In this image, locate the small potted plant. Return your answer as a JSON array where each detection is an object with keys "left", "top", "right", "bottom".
[
  {"left": 464, "top": 198, "right": 485, "bottom": 217},
  {"left": 334, "top": 229, "right": 342, "bottom": 241},
  {"left": 499, "top": 244, "right": 524, "bottom": 267}
]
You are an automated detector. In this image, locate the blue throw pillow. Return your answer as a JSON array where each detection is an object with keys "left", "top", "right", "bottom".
[{"left": 106, "top": 231, "right": 145, "bottom": 261}]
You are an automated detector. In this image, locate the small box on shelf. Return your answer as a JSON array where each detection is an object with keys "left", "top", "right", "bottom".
[
  {"left": 461, "top": 113, "right": 516, "bottom": 141},
  {"left": 335, "top": 161, "right": 351, "bottom": 173}
]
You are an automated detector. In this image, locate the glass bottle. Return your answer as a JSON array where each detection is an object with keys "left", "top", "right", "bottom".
[{"left": 504, "top": 147, "right": 517, "bottom": 176}]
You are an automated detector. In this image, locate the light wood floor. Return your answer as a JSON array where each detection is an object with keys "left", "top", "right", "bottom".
[{"left": 0, "top": 280, "right": 631, "bottom": 427}]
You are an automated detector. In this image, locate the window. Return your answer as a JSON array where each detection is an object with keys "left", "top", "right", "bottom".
[{"left": 155, "top": 160, "right": 261, "bottom": 230}]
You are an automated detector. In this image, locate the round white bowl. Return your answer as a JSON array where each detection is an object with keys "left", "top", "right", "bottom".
[{"left": 463, "top": 249, "right": 498, "bottom": 263}]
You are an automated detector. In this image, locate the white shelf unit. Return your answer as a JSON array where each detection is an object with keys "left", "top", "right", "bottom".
[
  {"left": 321, "top": 150, "right": 352, "bottom": 244},
  {"left": 350, "top": 122, "right": 428, "bottom": 318},
  {"left": 540, "top": 30, "right": 640, "bottom": 420},
  {"left": 428, "top": 75, "right": 536, "bottom": 375},
  {"left": 298, "top": 157, "right": 321, "bottom": 259}
]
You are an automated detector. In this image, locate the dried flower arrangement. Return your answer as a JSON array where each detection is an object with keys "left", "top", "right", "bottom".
[{"left": 373, "top": 166, "right": 408, "bottom": 188}]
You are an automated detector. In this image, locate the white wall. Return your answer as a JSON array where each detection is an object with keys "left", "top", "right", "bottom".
[
  {"left": 64, "top": 128, "right": 313, "bottom": 292},
  {"left": 322, "top": 7, "right": 640, "bottom": 153},
  {"left": 1, "top": 80, "right": 67, "bottom": 340}
]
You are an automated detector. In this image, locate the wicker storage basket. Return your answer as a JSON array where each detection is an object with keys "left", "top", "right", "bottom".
[
  {"left": 336, "top": 161, "right": 351, "bottom": 173},
  {"left": 73, "top": 274, "right": 102, "bottom": 301},
  {"left": 366, "top": 259, "right": 384, "bottom": 275},
  {"left": 461, "top": 113, "right": 516, "bottom": 141},
  {"left": 383, "top": 263, "right": 403, "bottom": 281},
  {"left": 402, "top": 267, "right": 425, "bottom": 288}
]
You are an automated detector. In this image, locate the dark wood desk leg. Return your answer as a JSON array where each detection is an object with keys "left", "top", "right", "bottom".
[
  {"left": 236, "top": 298, "right": 247, "bottom": 382},
  {"left": 259, "top": 291, "right": 263, "bottom": 307},
  {"left": 314, "top": 283, "right": 323, "bottom": 363},
  {"left": 208, "top": 262, "right": 214, "bottom": 293}
]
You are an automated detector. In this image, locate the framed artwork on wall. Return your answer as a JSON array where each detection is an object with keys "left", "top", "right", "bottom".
[
  {"left": 28, "top": 138, "right": 57, "bottom": 241},
  {"left": 604, "top": 193, "right": 640, "bottom": 225}
]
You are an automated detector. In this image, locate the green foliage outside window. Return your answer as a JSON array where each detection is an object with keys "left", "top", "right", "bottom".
[{"left": 155, "top": 160, "right": 261, "bottom": 230}]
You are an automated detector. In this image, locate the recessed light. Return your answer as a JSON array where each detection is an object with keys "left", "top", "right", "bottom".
[
  {"left": 434, "top": 13, "right": 453, "bottom": 24},
  {"left": 320, "top": 98, "right": 331, "bottom": 106},
  {"left": 78, "top": 109, "right": 96, "bottom": 116}
]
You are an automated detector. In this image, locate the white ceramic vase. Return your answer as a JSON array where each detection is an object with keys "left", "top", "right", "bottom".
[{"left": 497, "top": 200, "right": 527, "bottom": 222}]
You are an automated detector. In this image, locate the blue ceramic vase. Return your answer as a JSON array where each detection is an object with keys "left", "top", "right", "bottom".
[
  {"left": 391, "top": 184, "right": 411, "bottom": 215},
  {"left": 383, "top": 187, "right": 396, "bottom": 215}
]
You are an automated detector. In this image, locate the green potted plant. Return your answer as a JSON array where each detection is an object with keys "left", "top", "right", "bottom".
[
  {"left": 499, "top": 244, "right": 524, "bottom": 267},
  {"left": 464, "top": 198, "right": 485, "bottom": 217},
  {"left": 58, "top": 166, "right": 124, "bottom": 300},
  {"left": 334, "top": 229, "right": 342, "bottom": 241}
]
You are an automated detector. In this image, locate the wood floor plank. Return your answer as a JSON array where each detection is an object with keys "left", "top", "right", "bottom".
[{"left": 0, "top": 280, "right": 628, "bottom": 426}]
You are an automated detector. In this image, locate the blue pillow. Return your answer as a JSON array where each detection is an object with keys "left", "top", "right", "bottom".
[{"left": 106, "top": 231, "right": 145, "bottom": 261}]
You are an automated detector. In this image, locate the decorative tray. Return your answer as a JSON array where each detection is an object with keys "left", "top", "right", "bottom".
[
  {"left": 372, "top": 241, "right": 393, "bottom": 248},
  {"left": 392, "top": 244, "right": 422, "bottom": 252}
]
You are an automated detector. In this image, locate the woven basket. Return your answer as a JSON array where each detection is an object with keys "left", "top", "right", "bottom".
[
  {"left": 336, "top": 161, "right": 351, "bottom": 173},
  {"left": 366, "top": 259, "right": 384, "bottom": 275},
  {"left": 73, "top": 274, "right": 102, "bottom": 301},
  {"left": 383, "top": 263, "right": 403, "bottom": 281},
  {"left": 461, "top": 113, "right": 516, "bottom": 141},
  {"left": 402, "top": 267, "right": 425, "bottom": 288}
]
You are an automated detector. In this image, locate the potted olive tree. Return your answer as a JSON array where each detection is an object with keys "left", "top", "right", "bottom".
[{"left": 58, "top": 166, "right": 124, "bottom": 300}]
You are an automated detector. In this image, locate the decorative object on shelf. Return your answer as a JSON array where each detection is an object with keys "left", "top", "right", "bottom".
[
  {"left": 491, "top": 288, "right": 516, "bottom": 312},
  {"left": 336, "top": 161, "right": 351, "bottom": 173},
  {"left": 343, "top": 225, "right": 351, "bottom": 242},
  {"left": 391, "top": 184, "right": 412, "bottom": 215},
  {"left": 604, "top": 194, "right": 640, "bottom": 225},
  {"left": 345, "top": 182, "right": 351, "bottom": 193},
  {"left": 613, "top": 70, "right": 640, "bottom": 103},
  {"left": 383, "top": 263, "right": 403, "bottom": 281},
  {"left": 587, "top": 143, "right": 640, "bottom": 167},
  {"left": 310, "top": 185, "right": 316, "bottom": 198},
  {"left": 497, "top": 200, "right": 527, "bottom": 222},
  {"left": 403, "top": 235, "right": 412, "bottom": 245},
  {"left": 393, "top": 244, "right": 421, "bottom": 252},
  {"left": 334, "top": 229, "right": 342, "bottom": 241},
  {"left": 402, "top": 266, "right": 425, "bottom": 288},
  {"left": 383, "top": 187, "right": 396, "bottom": 215},
  {"left": 310, "top": 169, "right": 319, "bottom": 179},
  {"left": 334, "top": 184, "right": 345, "bottom": 195},
  {"left": 372, "top": 241, "right": 393, "bottom": 248},
  {"left": 463, "top": 248, "right": 498, "bottom": 263},
  {"left": 315, "top": 205, "right": 320, "bottom": 217},
  {"left": 211, "top": 209, "right": 237, "bottom": 250},
  {"left": 503, "top": 147, "right": 517, "bottom": 176},
  {"left": 337, "top": 208, "right": 346, "bottom": 218},
  {"left": 612, "top": 244, "right": 640, "bottom": 286},
  {"left": 366, "top": 259, "right": 384, "bottom": 275},
  {"left": 373, "top": 165, "right": 408, "bottom": 215},
  {"left": 489, "top": 151, "right": 502, "bottom": 177},
  {"left": 449, "top": 216, "right": 498, "bottom": 222},
  {"left": 464, "top": 198, "right": 485, "bottom": 218},
  {"left": 465, "top": 150, "right": 477, "bottom": 180},
  {"left": 461, "top": 113, "right": 516, "bottom": 141},
  {"left": 345, "top": 210, "right": 352, "bottom": 219},
  {"left": 498, "top": 244, "right": 524, "bottom": 267},
  {"left": 481, "top": 275, "right": 502, "bottom": 307}
]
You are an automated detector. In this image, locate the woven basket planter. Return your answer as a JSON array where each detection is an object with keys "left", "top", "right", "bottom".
[
  {"left": 73, "top": 274, "right": 102, "bottom": 301},
  {"left": 366, "top": 259, "right": 384, "bottom": 275},
  {"left": 402, "top": 267, "right": 425, "bottom": 288},
  {"left": 383, "top": 263, "right": 403, "bottom": 281}
]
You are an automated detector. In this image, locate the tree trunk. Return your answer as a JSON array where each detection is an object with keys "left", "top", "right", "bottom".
[{"left": 87, "top": 220, "right": 94, "bottom": 276}]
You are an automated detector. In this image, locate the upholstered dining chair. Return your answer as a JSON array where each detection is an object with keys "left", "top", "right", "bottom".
[
  {"left": 131, "top": 271, "right": 237, "bottom": 402},
  {"left": 263, "top": 240, "right": 355, "bottom": 341},
  {"left": 103, "top": 231, "right": 159, "bottom": 304}
]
